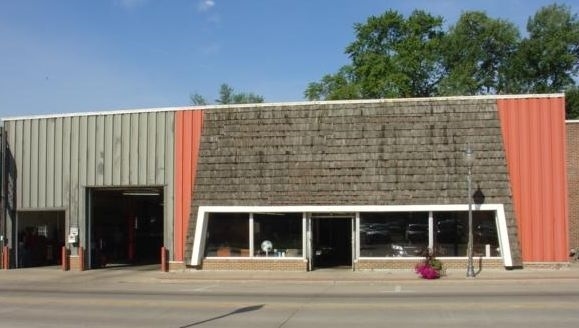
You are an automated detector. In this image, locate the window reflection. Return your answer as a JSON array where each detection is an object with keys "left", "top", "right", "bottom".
[
  {"left": 360, "top": 210, "right": 500, "bottom": 258},
  {"left": 473, "top": 211, "right": 500, "bottom": 257},
  {"left": 360, "top": 212, "right": 428, "bottom": 257},
  {"left": 434, "top": 212, "right": 467, "bottom": 256},
  {"left": 433, "top": 211, "right": 499, "bottom": 257}
]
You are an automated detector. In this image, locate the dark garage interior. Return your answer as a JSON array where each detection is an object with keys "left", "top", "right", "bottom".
[
  {"left": 89, "top": 188, "right": 164, "bottom": 268},
  {"left": 17, "top": 211, "right": 65, "bottom": 268}
]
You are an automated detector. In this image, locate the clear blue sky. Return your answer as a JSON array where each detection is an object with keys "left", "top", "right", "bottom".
[{"left": 1, "top": 0, "right": 577, "bottom": 117}]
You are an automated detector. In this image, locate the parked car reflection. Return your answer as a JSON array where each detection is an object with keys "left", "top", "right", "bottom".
[
  {"left": 388, "top": 244, "right": 425, "bottom": 257},
  {"left": 405, "top": 223, "right": 428, "bottom": 243},
  {"left": 436, "top": 219, "right": 464, "bottom": 243},
  {"left": 475, "top": 222, "right": 498, "bottom": 243},
  {"left": 361, "top": 221, "right": 404, "bottom": 244}
]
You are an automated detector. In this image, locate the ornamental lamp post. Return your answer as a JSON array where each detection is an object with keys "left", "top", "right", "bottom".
[{"left": 464, "top": 144, "right": 476, "bottom": 278}]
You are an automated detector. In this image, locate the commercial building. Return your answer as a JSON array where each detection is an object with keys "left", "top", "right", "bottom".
[{"left": 0, "top": 94, "right": 571, "bottom": 272}]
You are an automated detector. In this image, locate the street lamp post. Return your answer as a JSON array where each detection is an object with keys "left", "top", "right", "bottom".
[{"left": 464, "top": 145, "right": 476, "bottom": 278}]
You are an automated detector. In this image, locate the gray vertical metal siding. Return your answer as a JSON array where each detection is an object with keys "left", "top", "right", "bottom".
[
  {"left": 163, "top": 112, "right": 175, "bottom": 253},
  {"left": 3, "top": 110, "right": 177, "bottom": 227}
]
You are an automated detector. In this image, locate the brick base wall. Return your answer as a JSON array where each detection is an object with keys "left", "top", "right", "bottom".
[
  {"left": 200, "top": 259, "right": 308, "bottom": 271},
  {"left": 521, "top": 262, "right": 571, "bottom": 269},
  {"left": 69, "top": 256, "right": 82, "bottom": 271},
  {"left": 355, "top": 258, "right": 505, "bottom": 271},
  {"left": 194, "top": 258, "right": 506, "bottom": 271},
  {"left": 168, "top": 261, "right": 187, "bottom": 271}
]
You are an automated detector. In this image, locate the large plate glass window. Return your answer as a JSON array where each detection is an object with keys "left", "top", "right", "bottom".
[
  {"left": 253, "top": 213, "right": 302, "bottom": 257},
  {"left": 433, "top": 211, "right": 499, "bottom": 257},
  {"left": 433, "top": 211, "right": 467, "bottom": 256},
  {"left": 359, "top": 210, "right": 501, "bottom": 258},
  {"left": 360, "top": 212, "right": 429, "bottom": 257},
  {"left": 204, "top": 213, "right": 249, "bottom": 257},
  {"left": 472, "top": 211, "right": 500, "bottom": 257}
]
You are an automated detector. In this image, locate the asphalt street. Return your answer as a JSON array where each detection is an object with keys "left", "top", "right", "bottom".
[{"left": 0, "top": 265, "right": 578, "bottom": 328}]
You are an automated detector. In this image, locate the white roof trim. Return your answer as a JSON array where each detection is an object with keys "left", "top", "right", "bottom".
[{"left": 2, "top": 93, "right": 564, "bottom": 122}]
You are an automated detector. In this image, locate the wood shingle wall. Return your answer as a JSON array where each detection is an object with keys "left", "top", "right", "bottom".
[
  {"left": 567, "top": 122, "right": 579, "bottom": 254},
  {"left": 187, "top": 99, "right": 522, "bottom": 266}
]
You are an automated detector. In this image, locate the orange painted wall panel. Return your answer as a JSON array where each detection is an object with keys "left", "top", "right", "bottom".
[
  {"left": 498, "top": 97, "right": 568, "bottom": 262},
  {"left": 174, "top": 110, "right": 204, "bottom": 262}
]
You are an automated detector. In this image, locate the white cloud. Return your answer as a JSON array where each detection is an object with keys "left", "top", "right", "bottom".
[{"left": 198, "top": 0, "right": 215, "bottom": 12}]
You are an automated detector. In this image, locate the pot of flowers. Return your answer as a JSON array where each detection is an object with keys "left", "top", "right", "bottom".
[{"left": 415, "top": 249, "right": 444, "bottom": 279}]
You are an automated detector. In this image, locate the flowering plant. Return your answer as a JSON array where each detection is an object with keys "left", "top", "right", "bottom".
[{"left": 415, "top": 249, "right": 443, "bottom": 279}]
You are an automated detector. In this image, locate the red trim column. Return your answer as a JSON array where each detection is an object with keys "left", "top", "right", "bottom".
[
  {"left": 497, "top": 97, "right": 568, "bottom": 262},
  {"left": 174, "top": 110, "right": 204, "bottom": 263}
]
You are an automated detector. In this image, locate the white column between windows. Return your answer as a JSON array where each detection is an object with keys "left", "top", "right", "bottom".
[
  {"left": 428, "top": 211, "right": 434, "bottom": 251},
  {"left": 249, "top": 213, "right": 254, "bottom": 258}
]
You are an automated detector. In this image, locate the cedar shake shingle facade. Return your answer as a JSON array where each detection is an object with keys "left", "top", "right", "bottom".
[
  {"left": 567, "top": 122, "right": 579, "bottom": 253},
  {"left": 187, "top": 98, "right": 525, "bottom": 267}
]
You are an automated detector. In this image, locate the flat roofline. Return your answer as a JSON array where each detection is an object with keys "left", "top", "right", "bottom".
[{"left": 1, "top": 93, "right": 565, "bottom": 122}]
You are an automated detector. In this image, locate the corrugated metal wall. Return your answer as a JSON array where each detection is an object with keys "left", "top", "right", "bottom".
[
  {"left": 498, "top": 96, "right": 568, "bottom": 262},
  {"left": 3, "top": 111, "right": 177, "bottom": 254}
]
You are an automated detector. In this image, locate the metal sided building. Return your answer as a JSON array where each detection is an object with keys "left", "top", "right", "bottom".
[{"left": 0, "top": 94, "right": 570, "bottom": 272}]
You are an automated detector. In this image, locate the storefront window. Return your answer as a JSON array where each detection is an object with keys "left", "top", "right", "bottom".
[
  {"left": 433, "top": 211, "right": 467, "bottom": 256},
  {"left": 254, "top": 213, "right": 303, "bottom": 257},
  {"left": 360, "top": 210, "right": 501, "bottom": 258},
  {"left": 204, "top": 213, "right": 249, "bottom": 257},
  {"left": 433, "top": 211, "right": 499, "bottom": 257},
  {"left": 360, "top": 212, "right": 429, "bottom": 257},
  {"left": 473, "top": 211, "right": 500, "bottom": 257}
]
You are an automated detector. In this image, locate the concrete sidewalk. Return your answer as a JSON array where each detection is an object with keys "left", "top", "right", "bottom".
[
  {"left": 157, "top": 265, "right": 579, "bottom": 283},
  {"left": 1, "top": 263, "right": 578, "bottom": 285}
]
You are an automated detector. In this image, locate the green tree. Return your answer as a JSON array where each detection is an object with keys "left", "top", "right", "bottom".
[
  {"left": 510, "top": 4, "right": 579, "bottom": 93},
  {"left": 346, "top": 10, "right": 446, "bottom": 98},
  {"left": 305, "top": 6, "right": 579, "bottom": 103},
  {"left": 216, "top": 83, "right": 264, "bottom": 104},
  {"left": 305, "top": 10, "right": 445, "bottom": 100},
  {"left": 439, "top": 11, "right": 520, "bottom": 95},
  {"left": 566, "top": 86, "right": 579, "bottom": 119},
  {"left": 190, "top": 83, "right": 264, "bottom": 105},
  {"left": 190, "top": 93, "right": 207, "bottom": 106},
  {"left": 304, "top": 65, "right": 360, "bottom": 100}
]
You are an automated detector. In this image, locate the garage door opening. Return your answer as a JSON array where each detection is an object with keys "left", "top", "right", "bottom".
[
  {"left": 16, "top": 211, "right": 65, "bottom": 268},
  {"left": 89, "top": 188, "right": 164, "bottom": 269}
]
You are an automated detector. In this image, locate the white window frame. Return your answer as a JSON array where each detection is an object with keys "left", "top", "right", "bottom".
[{"left": 190, "top": 204, "right": 512, "bottom": 267}]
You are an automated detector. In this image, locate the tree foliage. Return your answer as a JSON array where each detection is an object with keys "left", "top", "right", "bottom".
[
  {"left": 306, "top": 10, "right": 445, "bottom": 100},
  {"left": 190, "top": 83, "right": 264, "bottom": 105},
  {"left": 305, "top": 4, "right": 579, "bottom": 118},
  {"left": 190, "top": 93, "right": 207, "bottom": 106},
  {"left": 566, "top": 86, "right": 579, "bottom": 119},
  {"left": 440, "top": 12, "right": 520, "bottom": 95},
  {"left": 304, "top": 65, "right": 360, "bottom": 101},
  {"left": 511, "top": 4, "right": 579, "bottom": 93}
]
